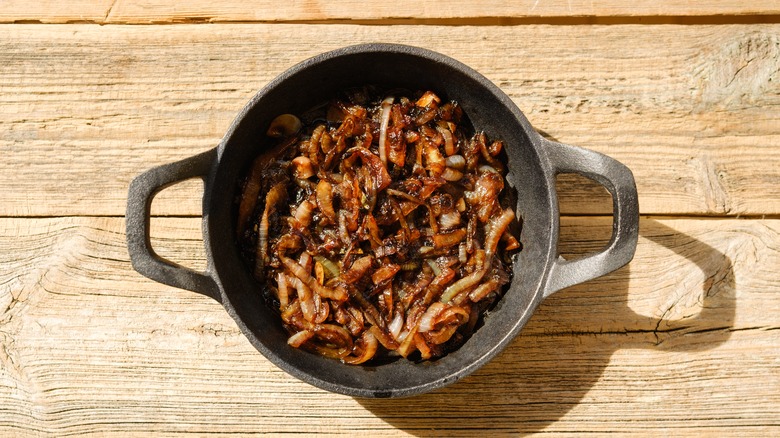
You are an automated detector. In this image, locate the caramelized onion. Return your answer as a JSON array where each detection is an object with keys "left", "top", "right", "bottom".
[
  {"left": 439, "top": 250, "right": 487, "bottom": 303},
  {"left": 484, "top": 208, "right": 516, "bottom": 259},
  {"left": 387, "top": 311, "right": 404, "bottom": 340},
  {"left": 445, "top": 154, "right": 465, "bottom": 170},
  {"left": 239, "top": 89, "right": 520, "bottom": 364},
  {"left": 468, "top": 278, "right": 501, "bottom": 302},
  {"left": 294, "top": 200, "right": 316, "bottom": 227},
  {"left": 281, "top": 256, "right": 348, "bottom": 302},
  {"left": 437, "top": 126, "right": 457, "bottom": 156},
  {"left": 316, "top": 180, "right": 337, "bottom": 224},
  {"left": 287, "top": 329, "right": 314, "bottom": 347},
  {"left": 371, "top": 263, "right": 401, "bottom": 285},
  {"left": 292, "top": 156, "right": 314, "bottom": 180},
  {"left": 276, "top": 273, "right": 291, "bottom": 310},
  {"left": 418, "top": 302, "right": 447, "bottom": 333},
  {"left": 314, "top": 255, "right": 340, "bottom": 279},
  {"left": 255, "top": 183, "right": 287, "bottom": 277},
  {"left": 341, "top": 255, "right": 373, "bottom": 284},
  {"left": 379, "top": 96, "right": 394, "bottom": 167},
  {"left": 433, "top": 228, "right": 467, "bottom": 249},
  {"left": 344, "top": 330, "right": 379, "bottom": 364},
  {"left": 343, "top": 146, "right": 392, "bottom": 192},
  {"left": 291, "top": 277, "right": 316, "bottom": 322},
  {"left": 267, "top": 114, "right": 302, "bottom": 138},
  {"left": 440, "top": 211, "right": 461, "bottom": 230},
  {"left": 441, "top": 167, "right": 463, "bottom": 181},
  {"left": 423, "top": 141, "right": 446, "bottom": 176}
]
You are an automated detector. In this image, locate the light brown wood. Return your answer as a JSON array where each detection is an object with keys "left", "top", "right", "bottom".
[
  {"left": 0, "top": 216, "right": 778, "bottom": 435},
  {"left": 1, "top": 24, "right": 779, "bottom": 217},
  {"left": 3, "top": 3, "right": 780, "bottom": 434},
  {"left": 2, "top": 0, "right": 780, "bottom": 24}
]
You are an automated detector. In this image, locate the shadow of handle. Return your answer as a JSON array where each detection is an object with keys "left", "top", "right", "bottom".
[
  {"left": 542, "top": 138, "right": 640, "bottom": 296},
  {"left": 635, "top": 219, "right": 737, "bottom": 352}
]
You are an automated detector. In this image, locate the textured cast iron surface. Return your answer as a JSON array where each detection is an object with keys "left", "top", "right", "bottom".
[{"left": 126, "top": 43, "right": 639, "bottom": 398}]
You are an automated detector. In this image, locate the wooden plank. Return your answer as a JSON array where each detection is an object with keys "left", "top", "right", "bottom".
[
  {"left": 1, "top": 24, "right": 780, "bottom": 216},
  {"left": 2, "top": 0, "right": 780, "bottom": 24},
  {"left": 1, "top": 216, "right": 778, "bottom": 435}
]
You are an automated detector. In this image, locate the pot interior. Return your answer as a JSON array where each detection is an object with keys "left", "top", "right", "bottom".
[{"left": 206, "top": 44, "right": 556, "bottom": 397}]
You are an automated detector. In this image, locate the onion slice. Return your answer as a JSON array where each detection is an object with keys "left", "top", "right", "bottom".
[
  {"left": 388, "top": 311, "right": 404, "bottom": 340},
  {"left": 439, "top": 250, "right": 487, "bottom": 303},
  {"left": 437, "top": 126, "right": 457, "bottom": 156},
  {"left": 316, "top": 180, "right": 337, "bottom": 224},
  {"left": 344, "top": 330, "right": 379, "bottom": 364},
  {"left": 468, "top": 278, "right": 501, "bottom": 302},
  {"left": 255, "top": 183, "right": 287, "bottom": 278},
  {"left": 287, "top": 330, "right": 314, "bottom": 347},
  {"left": 281, "top": 256, "right": 348, "bottom": 302},
  {"left": 378, "top": 96, "right": 394, "bottom": 167},
  {"left": 484, "top": 208, "right": 516, "bottom": 260},
  {"left": 276, "top": 273, "right": 291, "bottom": 310},
  {"left": 418, "top": 302, "right": 447, "bottom": 332}
]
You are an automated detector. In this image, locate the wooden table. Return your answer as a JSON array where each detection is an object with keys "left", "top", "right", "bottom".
[{"left": 2, "top": 2, "right": 779, "bottom": 436}]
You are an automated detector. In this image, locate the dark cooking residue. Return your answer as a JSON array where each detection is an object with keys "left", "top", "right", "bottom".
[{"left": 236, "top": 88, "right": 521, "bottom": 364}]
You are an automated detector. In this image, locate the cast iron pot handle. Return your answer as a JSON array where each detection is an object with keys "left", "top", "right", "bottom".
[
  {"left": 542, "top": 138, "right": 639, "bottom": 297},
  {"left": 126, "top": 148, "right": 220, "bottom": 302}
]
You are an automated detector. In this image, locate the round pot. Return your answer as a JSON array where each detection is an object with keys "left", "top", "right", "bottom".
[{"left": 126, "top": 43, "right": 639, "bottom": 398}]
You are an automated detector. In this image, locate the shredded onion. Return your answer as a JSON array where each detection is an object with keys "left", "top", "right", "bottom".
[
  {"left": 314, "top": 255, "right": 340, "bottom": 279},
  {"left": 388, "top": 312, "right": 404, "bottom": 339},
  {"left": 439, "top": 211, "right": 461, "bottom": 229},
  {"left": 458, "top": 242, "right": 468, "bottom": 263},
  {"left": 418, "top": 302, "right": 447, "bottom": 332},
  {"left": 441, "top": 167, "right": 463, "bottom": 181},
  {"left": 287, "top": 329, "right": 314, "bottom": 347},
  {"left": 433, "top": 228, "right": 467, "bottom": 248},
  {"left": 316, "top": 180, "right": 337, "bottom": 223},
  {"left": 255, "top": 183, "right": 287, "bottom": 277},
  {"left": 485, "top": 208, "right": 516, "bottom": 259},
  {"left": 425, "top": 259, "right": 442, "bottom": 277},
  {"left": 445, "top": 154, "right": 466, "bottom": 170},
  {"left": 378, "top": 96, "right": 394, "bottom": 167},
  {"left": 469, "top": 278, "right": 500, "bottom": 302},
  {"left": 439, "top": 250, "right": 487, "bottom": 303},
  {"left": 344, "top": 330, "right": 379, "bottom": 364},
  {"left": 281, "top": 256, "right": 347, "bottom": 302},
  {"left": 437, "top": 126, "right": 457, "bottom": 156},
  {"left": 276, "top": 273, "right": 290, "bottom": 310},
  {"left": 239, "top": 89, "right": 520, "bottom": 364}
]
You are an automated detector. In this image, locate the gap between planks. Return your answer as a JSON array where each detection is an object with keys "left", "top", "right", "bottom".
[
  {"left": 3, "top": 0, "right": 780, "bottom": 25},
  {"left": 6, "top": 15, "right": 780, "bottom": 26}
]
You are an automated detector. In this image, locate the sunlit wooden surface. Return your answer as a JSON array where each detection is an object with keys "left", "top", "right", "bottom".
[{"left": 1, "top": 3, "right": 778, "bottom": 436}]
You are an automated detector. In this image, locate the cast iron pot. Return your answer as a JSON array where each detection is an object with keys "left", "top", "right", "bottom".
[{"left": 127, "top": 43, "right": 639, "bottom": 398}]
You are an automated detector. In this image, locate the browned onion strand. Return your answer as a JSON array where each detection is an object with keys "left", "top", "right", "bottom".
[{"left": 237, "top": 88, "right": 521, "bottom": 364}]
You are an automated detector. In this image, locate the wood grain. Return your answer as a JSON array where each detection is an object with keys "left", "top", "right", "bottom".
[
  {"left": 1, "top": 216, "right": 778, "bottom": 435},
  {"left": 1, "top": 24, "right": 779, "bottom": 217},
  {"left": 2, "top": 0, "right": 780, "bottom": 24},
  {"left": 3, "top": 1, "right": 778, "bottom": 435}
]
